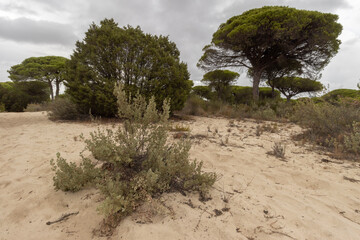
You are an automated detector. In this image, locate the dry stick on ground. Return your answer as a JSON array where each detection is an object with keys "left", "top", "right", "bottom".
[
  {"left": 254, "top": 226, "right": 297, "bottom": 240},
  {"left": 339, "top": 211, "right": 360, "bottom": 226},
  {"left": 343, "top": 176, "right": 360, "bottom": 183},
  {"left": 321, "top": 158, "right": 344, "bottom": 164},
  {"left": 46, "top": 211, "right": 79, "bottom": 225}
]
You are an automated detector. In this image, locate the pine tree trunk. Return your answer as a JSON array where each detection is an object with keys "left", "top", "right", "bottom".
[
  {"left": 55, "top": 80, "right": 60, "bottom": 98},
  {"left": 48, "top": 80, "right": 54, "bottom": 100},
  {"left": 252, "top": 70, "right": 261, "bottom": 102}
]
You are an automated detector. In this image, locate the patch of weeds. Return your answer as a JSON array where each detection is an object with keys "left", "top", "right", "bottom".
[
  {"left": 268, "top": 142, "right": 286, "bottom": 159},
  {"left": 169, "top": 123, "right": 190, "bottom": 132}
]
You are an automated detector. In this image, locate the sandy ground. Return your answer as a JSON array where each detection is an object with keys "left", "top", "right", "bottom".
[{"left": 1, "top": 112, "right": 360, "bottom": 240}]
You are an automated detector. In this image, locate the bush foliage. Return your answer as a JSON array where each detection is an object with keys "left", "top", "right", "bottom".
[
  {"left": 292, "top": 98, "right": 360, "bottom": 157},
  {"left": 48, "top": 96, "right": 86, "bottom": 121},
  {"left": 51, "top": 84, "right": 216, "bottom": 230},
  {"left": 0, "top": 81, "right": 49, "bottom": 112}
]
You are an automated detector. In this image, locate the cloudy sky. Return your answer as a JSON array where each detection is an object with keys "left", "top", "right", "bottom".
[{"left": 0, "top": 0, "right": 359, "bottom": 90}]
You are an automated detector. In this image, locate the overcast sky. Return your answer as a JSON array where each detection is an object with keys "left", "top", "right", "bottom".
[{"left": 0, "top": 0, "right": 359, "bottom": 90}]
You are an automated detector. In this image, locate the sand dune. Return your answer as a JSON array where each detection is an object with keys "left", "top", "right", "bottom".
[{"left": 1, "top": 112, "right": 360, "bottom": 240}]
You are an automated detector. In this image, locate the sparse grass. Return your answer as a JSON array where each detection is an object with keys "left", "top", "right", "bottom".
[
  {"left": 169, "top": 123, "right": 190, "bottom": 132},
  {"left": 256, "top": 123, "right": 279, "bottom": 136}
]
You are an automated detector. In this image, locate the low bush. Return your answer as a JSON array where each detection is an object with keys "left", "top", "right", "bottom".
[
  {"left": 292, "top": 98, "right": 360, "bottom": 157},
  {"left": 179, "top": 94, "right": 207, "bottom": 116},
  {"left": 0, "top": 103, "right": 5, "bottom": 112},
  {"left": 24, "top": 103, "right": 48, "bottom": 112},
  {"left": 50, "top": 84, "right": 216, "bottom": 234},
  {"left": 344, "top": 122, "right": 360, "bottom": 155},
  {"left": 47, "top": 97, "right": 86, "bottom": 121}
]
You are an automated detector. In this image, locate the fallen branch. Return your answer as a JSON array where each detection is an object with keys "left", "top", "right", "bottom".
[
  {"left": 46, "top": 211, "right": 79, "bottom": 225},
  {"left": 321, "top": 158, "right": 344, "bottom": 164}
]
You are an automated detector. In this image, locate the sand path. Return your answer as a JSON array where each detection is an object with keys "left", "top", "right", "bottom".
[{"left": 1, "top": 112, "right": 360, "bottom": 240}]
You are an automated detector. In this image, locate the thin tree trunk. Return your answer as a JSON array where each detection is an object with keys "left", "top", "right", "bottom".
[{"left": 48, "top": 79, "right": 54, "bottom": 100}]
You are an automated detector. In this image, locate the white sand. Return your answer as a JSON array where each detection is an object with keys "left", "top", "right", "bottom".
[{"left": 1, "top": 112, "right": 360, "bottom": 240}]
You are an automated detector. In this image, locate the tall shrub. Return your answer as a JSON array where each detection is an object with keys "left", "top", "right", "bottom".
[{"left": 66, "top": 19, "right": 192, "bottom": 117}]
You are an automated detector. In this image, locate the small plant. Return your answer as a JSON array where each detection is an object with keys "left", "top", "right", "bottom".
[
  {"left": 169, "top": 124, "right": 190, "bottom": 132},
  {"left": 256, "top": 123, "right": 278, "bottom": 136},
  {"left": 269, "top": 142, "right": 286, "bottom": 159},
  {"left": 255, "top": 125, "right": 262, "bottom": 136}
]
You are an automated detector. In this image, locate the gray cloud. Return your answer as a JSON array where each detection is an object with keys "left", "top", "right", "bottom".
[{"left": 0, "top": 17, "right": 77, "bottom": 46}]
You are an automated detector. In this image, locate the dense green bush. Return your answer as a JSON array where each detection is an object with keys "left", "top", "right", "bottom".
[
  {"left": 51, "top": 84, "right": 216, "bottom": 232},
  {"left": 0, "top": 81, "right": 49, "bottom": 112},
  {"left": 66, "top": 19, "right": 192, "bottom": 117},
  {"left": 230, "top": 86, "right": 280, "bottom": 104},
  {"left": 192, "top": 86, "right": 215, "bottom": 101}
]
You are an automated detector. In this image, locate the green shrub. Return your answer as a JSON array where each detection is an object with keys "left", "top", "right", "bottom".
[
  {"left": 50, "top": 83, "right": 216, "bottom": 233},
  {"left": 24, "top": 103, "right": 48, "bottom": 112},
  {"left": 192, "top": 86, "right": 215, "bottom": 100},
  {"left": 292, "top": 98, "right": 360, "bottom": 156},
  {"left": 230, "top": 86, "right": 280, "bottom": 104},
  {"left": 178, "top": 94, "right": 207, "bottom": 116},
  {"left": 344, "top": 122, "right": 360, "bottom": 155},
  {"left": 0, "top": 103, "right": 5, "bottom": 112},
  {"left": 48, "top": 97, "right": 86, "bottom": 121},
  {"left": 0, "top": 81, "right": 49, "bottom": 112},
  {"left": 322, "top": 89, "right": 360, "bottom": 102},
  {"left": 50, "top": 153, "right": 100, "bottom": 192}
]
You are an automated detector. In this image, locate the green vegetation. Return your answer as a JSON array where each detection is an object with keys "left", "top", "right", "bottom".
[
  {"left": 230, "top": 86, "right": 280, "bottom": 104},
  {"left": 202, "top": 70, "right": 239, "bottom": 101},
  {"left": 322, "top": 89, "right": 360, "bottom": 102},
  {"left": 192, "top": 86, "right": 215, "bottom": 101},
  {"left": 66, "top": 18, "right": 192, "bottom": 117},
  {"left": 270, "top": 77, "right": 323, "bottom": 101},
  {"left": 0, "top": 81, "right": 49, "bottom": 112},
  {"left": 292, "top": 98, "right": 360, "bottom": 158},
  {"left": 8, "top": 56, "right": 68, "bottom": 100},
  {"left": 198, "top": 6, "right": 342, "bottom": 101},
  {"left": 47, "top": 96, "right": 86, "bottom": 121},
  {"left": 51, "top": 84, "right": 216, "bottom": 233}
]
